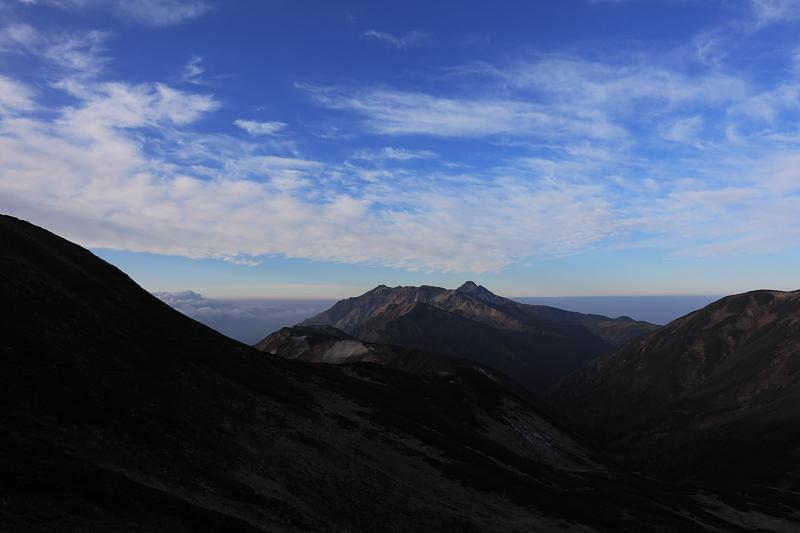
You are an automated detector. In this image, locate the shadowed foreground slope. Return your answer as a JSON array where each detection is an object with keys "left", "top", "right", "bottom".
[{"left": 0, "top": 214, "right": 779, "bottom": 532}]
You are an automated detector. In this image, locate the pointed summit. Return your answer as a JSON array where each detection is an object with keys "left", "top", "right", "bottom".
[
  {"left": 457, "top": 281, "right": 479, "bottom": 291},
  {"left": 456, "top": 281, "right": 509, "bottom": 305}
]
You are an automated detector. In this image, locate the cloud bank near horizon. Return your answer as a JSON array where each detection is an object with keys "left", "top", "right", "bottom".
[{"left": 153, "top": 290, "right": 333, "bottom": 344}]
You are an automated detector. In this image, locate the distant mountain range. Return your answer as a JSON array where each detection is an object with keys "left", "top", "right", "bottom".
[
  {"left": 289, "top": 281, "right": 658, "bottom": 391},
  {"left": 4, "top": 213, "right": 800, "bottom": 531}
]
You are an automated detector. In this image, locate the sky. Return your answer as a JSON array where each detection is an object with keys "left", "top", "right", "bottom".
[{"left": 2, "top": 0, "right": 800, "bottom": 317}]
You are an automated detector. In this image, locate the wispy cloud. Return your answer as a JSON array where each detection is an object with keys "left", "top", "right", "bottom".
[
  {"left": 234, "top": 119, "right": 288, "bottom": 135},
  {"left": 0, "top": 24, "right": 111, "bottom": 77},
  {"left": 223, "top": 256, "right": 262, "bottom": 266},
  {"left": 351, "top": 147, "right": 436, "bottom": 161},
  {"left": 0, "top": 75, "right": 35, "bottom": 113},
  {"left": 363, "top": 30, "right": 427, "bottom": 49},
  {"left": 0, "top": 24, "right": 39, "bottom": 52},
  {"left": 17, "top": 0, "right": 210, "bottom": 27},
  {"left": 750, "top": 0, "right": 800, "bottom": 27},
  {"left": 303, "top": 85, "right": 627, "bottom": 141},
  {"left": 114, "top": 0, "right": 209, "bottom": 27},
  {"left": 179, "top": 56, "right": 204, "bottom": 83},
  {"left": 301, "top": 53, "right": 751, "bottom": 147}
]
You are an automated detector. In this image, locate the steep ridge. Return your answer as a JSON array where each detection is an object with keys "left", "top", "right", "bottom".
[
  {"left": 458, "top": 282, "right": 634, "bottom": 325},
  {"left": 297, "top": 284, "right": 451, "bottom": 331},
  {"left": 300, "top": 282, "right": 658, "bottom": 346},
  {"left": 298, "top": 281, "right": 658, "bottom": 345},
  {"left": 2, "top": 213, "right": 757, "bottom": 532},
  {"left": 546, "top": 290, "right": 800, "bottom": 492},
  {"left": 456, "top": 280, "right": 521, "bottom": 306}
]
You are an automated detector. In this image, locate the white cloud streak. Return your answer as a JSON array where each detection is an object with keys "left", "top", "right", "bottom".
[
  {"left": 750, "top": 0, "right": 800, "bottom": 27},
  {"left": 234, "top": 119, "right": 288, "bottom": 135},
  {"left": 179, "top": 56, "right": 204, "bottom": 83},
  {"left": 16, "top": 0, "right": 209, "bottom": 26},
  {"left": 0, "top": 24, "right": 111, "bottom": 77},
  {"left": 304, "top": 85, "right": 627, "bottom": 140},
  {"left": 303, "top": 56, "right": 747, "bottom": 144},
  {"left": 363, "top": 30, "right": 427, "bottom": 49},
  {"left": 351, "top": 147, "right": 436, "bottom": 161},
  {"left": 0, "top": 75, "right": 35, "bottom": 112},
  {"left": 114, "top": 0, "right": 209, "bottom": 27}
]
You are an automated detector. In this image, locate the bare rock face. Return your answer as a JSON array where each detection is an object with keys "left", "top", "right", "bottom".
[{"left": 546, "top": 289, "right": 800, "bottom": 487}]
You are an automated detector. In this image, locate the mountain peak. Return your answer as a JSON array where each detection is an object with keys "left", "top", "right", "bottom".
[
  {"left": 456, "top": 281, "right": 508, "bottom": 305},
  {"left": 365, "top": 284, "right": 389, "bottom": 293},
  {"left": 457, "top": 281, "right": 479, "bottom": 291}
]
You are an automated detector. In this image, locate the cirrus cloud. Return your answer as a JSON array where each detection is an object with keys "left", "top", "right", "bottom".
[
  {"left": 363, "top": 30, "right": 427, "bottom": 50},
  {"left": 234, "top": 119, "right": 288, "bottom": 135},
  {"left": 15, "top": 0, "right": 209, "bottom": 27}
]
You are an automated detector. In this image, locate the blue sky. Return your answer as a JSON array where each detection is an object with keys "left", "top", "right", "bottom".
[{"left": 2, "top": 0, "right": 800, "bottom": 302}]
